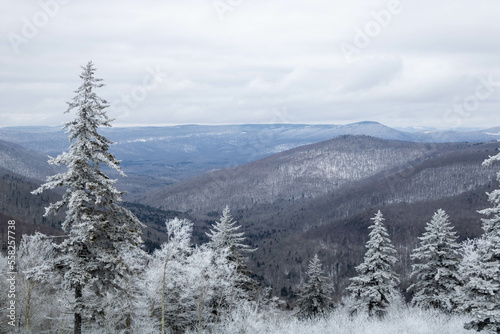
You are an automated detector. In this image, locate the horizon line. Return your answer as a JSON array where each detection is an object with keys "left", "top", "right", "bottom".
[{"left": 0, "top": 121, "right": 498, "bottom": 132}]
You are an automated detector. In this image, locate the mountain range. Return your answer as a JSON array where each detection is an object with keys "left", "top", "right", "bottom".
[
  {"left": 1, "top": 122, "right": 500, "bottom": 299},
  {"left": 1, "top": 122, "right": 499, "bottom": 198}
]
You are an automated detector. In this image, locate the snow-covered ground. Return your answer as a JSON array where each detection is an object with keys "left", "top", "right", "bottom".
[
  {"left": 190, "top": 304, "right": 471, "bottom": 334},
  {"left": 196, "top": 306, "right": 471, "bottom": 334}
]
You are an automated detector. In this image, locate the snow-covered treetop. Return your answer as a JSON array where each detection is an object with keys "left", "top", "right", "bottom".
[
  {"left": 415, "top": 209, "right": 458, "bottom": 252},
  {"left": 206, "top": 205, "right": 254, "bottom": 252},
  {"left": 156, "top": 217, "right": 194, "bottom": 260},
  {"left": 62, "top": 61, "right": 122, "bottom": 174},
  {"left": 308, "top": 254, "right": 322, "bottom": 273},
  {"left": 31, "top": 60, "right": 144, "bottom": 247},
  {"left": 365, "top": 210, "right": 397, "bottom": 259},
  {"left": 304, "top": 254, "right": 327, "bottom": 285}
]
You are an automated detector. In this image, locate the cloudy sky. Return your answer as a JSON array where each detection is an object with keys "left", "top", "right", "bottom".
[{"left": 1, "top": 0, "right": 499, "bottom": 128}]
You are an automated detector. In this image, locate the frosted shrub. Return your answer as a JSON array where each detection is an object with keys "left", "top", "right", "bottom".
[{"left": 195, "top": 303, "right": 471, "bottom": 334}]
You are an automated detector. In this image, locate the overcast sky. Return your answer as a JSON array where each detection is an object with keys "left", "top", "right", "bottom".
[{"left": 1, "top": 0, "right": 499, "bottom": 129}]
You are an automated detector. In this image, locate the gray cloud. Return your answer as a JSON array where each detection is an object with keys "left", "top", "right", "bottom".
[{"left": 1, "top": 0, "right": 499, "bottom": 128}]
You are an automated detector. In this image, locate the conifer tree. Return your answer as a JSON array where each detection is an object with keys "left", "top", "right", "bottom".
[
  {"left": 408, "top": 209, "right": 461, "bottom": 312},
  {"left": 456, "top": 238, "right": 481, "bottom": 314},
  {"left": 32, "top": 61, "right": 145, "bottom": 334},
  {"left": 206, "top": 206, "right": 258, "bottom": 295},
  {"left": 347, "top": 210, "right": 400, "bottom": 318},
  {"left": 462, "top": 149, "right": 500, "bottom": 333},
  {"left": 296, "top": 254, "right": 331, "bottom": 320}
]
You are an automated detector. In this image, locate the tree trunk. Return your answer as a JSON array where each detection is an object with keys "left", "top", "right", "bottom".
[
  {"left": 25, "top": 280, "right": 32, "bottom": 333},
  {"left": 74, "top": 284, "right": 82, "bottom": 334}
]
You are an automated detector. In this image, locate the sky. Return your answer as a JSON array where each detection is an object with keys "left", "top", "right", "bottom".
[{"left": 1, "top": 0, "right": 499, "bottom": 129}]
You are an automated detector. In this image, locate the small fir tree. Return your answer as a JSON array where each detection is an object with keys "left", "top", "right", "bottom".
[
  {"left": 347, "top": 210, "right": 400, "bottom": 318},
  {"left": 206, "top": 206, "right": 258, "bottom": 295},
  {"left": 32, "top": 61, "right": 145, "bottom": 334},
  {"left": 296, "top": 254, "right": 331, "bottom": 320},
  {"left": 408, "top": 209, "right": 461, "bottom": 312}
]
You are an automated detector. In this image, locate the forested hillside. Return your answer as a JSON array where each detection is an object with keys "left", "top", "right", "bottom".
[
  {"left": 141, "top": 137, "right": 497, "bottom": 212},
  {"left": 0, "top": 140, "right": 61, "bottom": 181},
  {"left": 0, "top": 167, "right": 64, "bottom": 253}
]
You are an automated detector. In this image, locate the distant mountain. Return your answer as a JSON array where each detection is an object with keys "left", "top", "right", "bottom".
[
  {"left": 421, "top": 127, "right": 500, "bottom": 143},
  {"left": 0, "top": 166, "right": 65, "bottom": 249},
  {"left": 0, "top": 139, "right": 62, "bottom": 180},
  {"left": 1, "top": 123, "right": 499, "bottom": 195}
]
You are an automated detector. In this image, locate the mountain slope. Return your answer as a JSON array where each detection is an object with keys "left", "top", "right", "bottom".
[
  {"left": 0, "top": 139, "right": 61, "bottom": 180},
  {"left": 0, "top": 166, "right": 65, "bottom": 250},
  {"left": 140, "top": 136, "right": 486, "bottom": 211},
  {"left": 0, "top": 164, "right": 199, "bottom": 254}
]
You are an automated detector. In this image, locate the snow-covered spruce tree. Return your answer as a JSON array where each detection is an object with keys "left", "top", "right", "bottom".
[
  {"left": 296, "top": 254, "right": 332, "bottom": 320},
  {"left": 206, "top": 206, "right": 258, "bottom": 296},
  {"left": 408, "top": 209, "right": 461, "bottom": 312},
  {"left": 347, "top": 210, "right": 400, "bottom": 318},
  {"left": 462, "top": 149, "right": 500, "bottom": 333},
  {"left": 32, "top": 61, "right": 145, "bottom": 334},
  {"left": 456, "top": 238, "right": 480, "bottom": 314}
]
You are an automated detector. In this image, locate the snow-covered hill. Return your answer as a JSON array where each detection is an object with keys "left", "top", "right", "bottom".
[
  {"left": 140, "top": 136, "right": 498, "bottom": 212},
  {"left": 0, "top": 140, "right": 61, "bottom": 180}
]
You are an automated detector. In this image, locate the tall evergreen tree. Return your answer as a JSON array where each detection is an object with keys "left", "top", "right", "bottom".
[
  {"left": 408, "top": 209, "right": 461, "bottom": 311},
  {"left": 462, "top": 150, "right": 500, "bottom": 333},
  {"left": 32, "top": 61, "right": 145, "bottom": 334},
  {"left": 347, "top": 210, "right": 400, "bottom": 318},
  {"left": 296, "top": 254, "right": 331, "bottom": 320}
]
